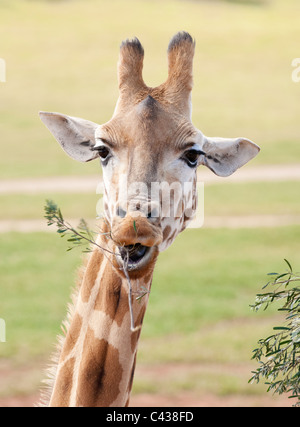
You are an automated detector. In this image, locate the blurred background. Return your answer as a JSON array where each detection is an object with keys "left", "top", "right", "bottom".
[{"left": 0, "top": 0, "right": 299, "bottom": 407}]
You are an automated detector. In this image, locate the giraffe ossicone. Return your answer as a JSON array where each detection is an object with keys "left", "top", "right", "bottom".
[{"left": 39, "top": 32, "right": 259, "bottom": 407}]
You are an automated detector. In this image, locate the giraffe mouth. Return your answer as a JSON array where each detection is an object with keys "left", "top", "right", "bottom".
[{"left": 118, "top": 244, "right": 153, "bottom": 271}]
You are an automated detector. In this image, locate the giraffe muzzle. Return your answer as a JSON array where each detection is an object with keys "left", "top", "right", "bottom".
[{"left": 111, "top": 214, "right": 162, "bottom": 273}]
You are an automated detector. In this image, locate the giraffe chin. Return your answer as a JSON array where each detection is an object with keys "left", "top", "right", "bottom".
[{"left": 115, "top": 244, "right": 158, "bottom": 278}]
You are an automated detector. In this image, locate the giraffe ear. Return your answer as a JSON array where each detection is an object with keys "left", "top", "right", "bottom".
[
  {"left": 201, "top": 136, "right": 260, "bottom": 177},
  {"left": 39, "top": 112, "right": 99, "bottom": 162}
]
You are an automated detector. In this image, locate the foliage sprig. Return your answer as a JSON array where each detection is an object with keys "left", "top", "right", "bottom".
[
  {"left": 44, "top": 199, "right": 149, "bottom": 332},
  {"left": 250, "top": 259, "right": 300, "bottom": 406}
]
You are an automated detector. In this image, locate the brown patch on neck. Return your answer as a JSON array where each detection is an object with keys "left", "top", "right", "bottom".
[
  {"left": 80, "top": 248, "right": 104, "bottom": 303},
  {"left": 60, "top": 314, "right": 83, "bottom": 363},
  {"left": 94, "top": 264, "right": 127, "bottom": 328},
  {"left": 130, "top": 302, "right": 146, "bottom": 353},
  {"left": 163, "top": 225, "right": 172, "bottom": 241},
  {"left": 127, "top": 352, "right": 137, "bottom": 398},
  {"left": 76, "top": 329, "right": 124, "bottom": 407},
  {"left": 49, "top": 357, "right": 75, "bottom": 407}
]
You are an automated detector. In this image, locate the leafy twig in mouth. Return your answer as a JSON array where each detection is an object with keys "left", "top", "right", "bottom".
[
  {"left": 44, "top": 199, "right": 118, "bottom": 256},
  {"left": 44, "top": 199, "right": 147, "bottom": 333}
]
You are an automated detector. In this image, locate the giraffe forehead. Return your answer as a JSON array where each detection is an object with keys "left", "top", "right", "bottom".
[
  {"left": 136, "top": 95, "right": 159, "bottom": 120},
  {"left": 126, "top": 98, "right": 175, "bottom": 145},
  {"left": 101, "top": 104, "right": 196, "bottom": 152}
]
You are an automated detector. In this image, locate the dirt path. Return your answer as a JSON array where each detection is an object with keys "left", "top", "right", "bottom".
[
  {"left": 1, "top": 164, "right": 299, "bottom": 232},
  {"left": 1, "top": 214, "right": 300, "bottom": 233},
  {"left": 0, "top": 361, "right": 293, "bottom": 407},
  {"left": 0, "top": 164, "right": 299, "bottom": 232},
  {"left": 1, "top": 164, "right": 300, "bottom": 195},
  {"left": 0, "top": 391, "right": 292, "bottom": 408}
]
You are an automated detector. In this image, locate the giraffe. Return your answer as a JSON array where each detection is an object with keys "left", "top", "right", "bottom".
[{"left": 39, "top": 32, "right": 260, "bottom": 407}]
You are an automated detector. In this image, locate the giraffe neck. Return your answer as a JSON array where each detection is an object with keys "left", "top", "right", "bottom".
[{"left": 47, "top": 232, "right": 153, "bottom": 407}]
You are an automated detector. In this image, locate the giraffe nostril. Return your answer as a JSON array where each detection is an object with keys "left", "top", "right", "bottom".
[
  {"left": 116, "top": 206, "right": 127, "bottom": 218},
  {"left": 121, "top": 201, "right": 159, "bottom": 220},
  {"left": 147, "top": 207, "right": 159, "bottom": 219}
]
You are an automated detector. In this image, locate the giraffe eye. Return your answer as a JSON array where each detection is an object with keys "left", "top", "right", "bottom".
[
  {"left": 97, "top": 146, "right": 110, "bottom": 159},
  {"left": 182, "top": 149, "right": 205, "bottom": 168},
  {"left": 92, "top": 145, "right": 111, "bottom": 165}
]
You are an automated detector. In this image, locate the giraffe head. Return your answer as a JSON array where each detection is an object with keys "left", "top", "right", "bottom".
[{"left": 40, "top": 32, "right": 259, "bottom": 277}]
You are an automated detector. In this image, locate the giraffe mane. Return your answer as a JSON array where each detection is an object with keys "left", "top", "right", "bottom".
[{"left": 38, "top": 258, "right": 88, "bottom": 407}]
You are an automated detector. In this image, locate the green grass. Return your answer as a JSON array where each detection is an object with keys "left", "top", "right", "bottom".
[
  {"left": 0, "top": 193, "right": 99, "bottom": 220},
  {"left": 205, "top": 181, "right": 300, "bottom": 216},
  {"left": 0, "top": 226, "right": 299, "bottom": 362},
  {"left": 0, "top": 0, "right": 300, "bottom": 179},
  {"left": 144, "top": 225, "right": 300, "bottom": 337},
  {"left": 1, "top": 227, "right": 298, "bottom": 402},
  {"left": 0, "top": 232, "right": 83, "bottom": 360}
]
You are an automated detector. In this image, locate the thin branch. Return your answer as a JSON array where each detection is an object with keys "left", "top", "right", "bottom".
[
  {"left": 44, "top": 199, "right": 142, "bottom": 334},
  {"left": 122, "top": 251, "right": 142, "bottom": 333},
  {"left": 44, "top": 199, "right": 119, "bottom": 257}
]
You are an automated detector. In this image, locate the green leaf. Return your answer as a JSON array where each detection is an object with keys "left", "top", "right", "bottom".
[
  {"left": 58, "top": 208, "right": 63, "bottom": 222},
  {"left": 274, "top": 273, "right": 290, "bottom": 281},
  {"left": 250, "top": 259, "right": 300, "bottom": 406},
  {"left": 284, "top": 259, "right": 293, "bottom": 272},
  {"left": 57, "top": 229, "right": 66, "bottom": 234}
]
